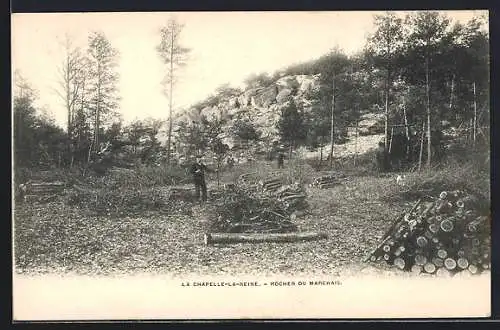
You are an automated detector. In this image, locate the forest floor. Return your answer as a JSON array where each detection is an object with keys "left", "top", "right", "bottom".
[{"left": 13, "top": 159, "right": 490, "bottom": 279}]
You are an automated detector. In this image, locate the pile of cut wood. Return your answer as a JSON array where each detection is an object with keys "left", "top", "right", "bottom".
[
  {"left": 365, "top": 190, "right": 491, "bottom": 276},
  {"left": 206, "top": 173, "right": 316, "bottom": 236},
  {"left": 18, "top": 181, "right": 67, "bottom": 203},
  {"left": 259, "top": 177, "right": 308, "bottom": 212},
  {"left": 309, "top": 173, "right": 346, "bottom": 189},
  {"left": 208, "top": 184, "right": 298, "bottom": 234}
]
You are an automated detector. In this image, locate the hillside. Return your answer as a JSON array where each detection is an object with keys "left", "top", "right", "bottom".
[{"left": 170, "top": 73, "right": 385, "bottom": 160}]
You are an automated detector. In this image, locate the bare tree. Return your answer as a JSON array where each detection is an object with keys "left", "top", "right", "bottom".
[
  {"left": 53, "top": 34, "right": 90, "bottom": 165},
  {"left": 87, "top": 31, "right": 120, "bottom": 161},
  {"left": 157, "top": 17, "right": 190, "bottom": 164}
]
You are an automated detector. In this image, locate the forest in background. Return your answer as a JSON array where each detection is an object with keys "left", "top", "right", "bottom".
[{"left": 13, "top": 11, "right": 489, "bottom": 180}]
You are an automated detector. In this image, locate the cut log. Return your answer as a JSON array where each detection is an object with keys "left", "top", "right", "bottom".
[
  {"left": 394, "top": 257, "right": 405, "bottom": 270},
  {"left": 423, "top": 262, "right": 436, "bottom": 274},
  {"left": 437, "top": 249, "right": 448, "bottom": 259},
  {"left": 444, "top": 258, "right": 457, "bottom": 270},
  {"left": 204, "top": 231, "right": 328, "bottom": 245},
  {"left": 468, "top": 264, "right": 479, "bottom": 275},
  {"left": 416, "top": 236, "right": 428, "bottom": 248},
  {"left": 263, "top": 183, "right": 282, "bottom": 191},
  {"left": 280, "top": 194, "right": 307, "bottom": 201},
  {"left": 20, "top": 181, "right": 66, "bottom": 195},
  {"left": 415, "top": 255, "right": 427, "bottom": 266},
  {"left": 318, "top": 183, "right": 338, "bottom": 189},
  {"left": 411, "top": 265, "right": 422, "bottom": 274},
  {"left": 457, "top": 257, "right": 469, "bottom": 269}
]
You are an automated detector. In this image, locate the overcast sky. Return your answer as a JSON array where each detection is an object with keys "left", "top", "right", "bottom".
[{"left": 11, "top": 10, "right": 486, "bottom": 128}]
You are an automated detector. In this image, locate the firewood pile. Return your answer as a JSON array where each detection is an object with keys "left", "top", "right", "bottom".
[
  {"left": 274, "top": 184, "right": 308, "bottom": 213},
  {"left": 365, "top": 190, "right": 491, "bottom": 276},
  {"left": 18, "top": 181, "right": 66, "bottom": 203},
  {"left": 259, "top": 177, "right": 283, "bottom": 193},
  {"left": 207, "top": 176, "right": 310, "bottom": 234},
  {"left": 309, "top": 173, "right": 346, "bottom": 189}
]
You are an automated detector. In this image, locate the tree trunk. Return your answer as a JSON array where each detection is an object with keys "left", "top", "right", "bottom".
[
  {"left": 216, "top": 159, "right": 221, "bottom": 188},
  {"left": 354, "top": 121, "right": 359, "bottom": 166},
  {"left": 65, "top": 48, "right": 73, "bottom": 168},
  {"left": 388, "top": 126, "right": 394, "bottom": 153},
  {"left": 473, "top": 81, "right": 477, "bottom": 147},
  {"left": 418, "top": 121, "right": 425, "bottom": 171},
  {"left": 425, "top": 56, "right": 432, "bottom": 167},
  {"left": 204, "top": 232, "right": 328, "bottom": 245},
  {"left": 449, "top": 74, "right": 455, "bottom": 110},
  {"left": 319, "top": 137, "right": 323, "bottom": 162},
  {"left": 166, "top": 28, "right": 175, "bottom": 165},
  {"left": 469, "top": 118, "right": 473, "bottom": 145},
  {"left": 329, "top": 74, "right": 335, "bottom": 167},
  {"left": 79, "top": 77, "right": 86, "bottom": 165},
  {"left": 403, "top": 92, "right": 410, "bottom": 161},
  {"left": 384, "top": 69, "right": 390, "bottom": 150}
]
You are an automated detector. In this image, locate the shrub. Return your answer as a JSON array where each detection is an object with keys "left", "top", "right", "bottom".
[
  {"left": 65, "top": 185, "right": 193, "bottom": 217},
  {"left": 381, "top": 160, "right": 490, "bottom": 208}
]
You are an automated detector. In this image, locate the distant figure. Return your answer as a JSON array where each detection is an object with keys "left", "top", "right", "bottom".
[
  {"left": 277, "top": 151, "right": 285, "bottom": 169},
  {"left": 375, "top": 142, "right": 389, "bottom": 172},
  {"left": 190, "top": 156, "right": 214, "bottom": 202},
  {"left": 227, "top": 154, "right": 235, "bottom": 168}
]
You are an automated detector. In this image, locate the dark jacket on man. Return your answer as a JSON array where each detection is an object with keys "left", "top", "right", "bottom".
[
  {"left": 191, "top": 160, "right": 211, "bottom": 202},
  {"left": 277, "top": 152, "right": 285, "bottom": 168}
]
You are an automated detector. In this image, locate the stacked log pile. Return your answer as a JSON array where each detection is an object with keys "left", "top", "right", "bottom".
[
  {"left": 274, "top": 184, "right": 308, "bottom": 213},
  {"left": 18, "top": 181, "right": 66, "bottom": 203},
  {"left": 259, "top": 177, "right": 283, "bottom": 193},
  {"left": 309, "top": 173, "right": 346, "bottom": 189},
  {"left": 365, "top": 190, "right": 491, "bottom": 276}
]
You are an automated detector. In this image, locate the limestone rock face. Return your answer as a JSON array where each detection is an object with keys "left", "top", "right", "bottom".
[
  {"left": 251, "top": 85, "right": 278, "bottom": 108},
  {"left": 169, "top": 73, "right": 378, "bottom": 157}
]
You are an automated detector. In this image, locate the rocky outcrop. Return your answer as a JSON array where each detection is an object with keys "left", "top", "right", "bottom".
[
  {"left": 169, "top": 73, "right": 382, "bottom": 158},
  {"left": 358, "top": 113, "right": 385, "bottom": 136}
]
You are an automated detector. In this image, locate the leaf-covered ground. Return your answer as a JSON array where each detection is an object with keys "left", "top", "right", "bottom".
[{"left": 14, "top": 173, "right": 423, "bottom": 278}]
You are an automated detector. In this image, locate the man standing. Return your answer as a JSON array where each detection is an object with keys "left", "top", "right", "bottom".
[
  {"left": 191, "top": 155, "right": 211, "bottom": 202},
  {"left": 277, "top": 151, "right": 285, "bottom": 169}
]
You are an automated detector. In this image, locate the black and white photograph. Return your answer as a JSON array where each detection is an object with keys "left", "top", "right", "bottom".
[{"left": 12, "top": 10, "right": 491, "bottom": 320}]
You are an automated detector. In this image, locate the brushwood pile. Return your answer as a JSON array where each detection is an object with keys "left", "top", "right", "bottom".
[
  {"left": 207, "top": 174, "right": 308, "bottom": 234},
  {"left": 366, "top": 190, "right": 491, "bottom": 276}
]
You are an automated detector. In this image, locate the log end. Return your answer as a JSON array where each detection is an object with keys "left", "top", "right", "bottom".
[{"left": 204, "top": 233, "right": 212, "bottom": 245}]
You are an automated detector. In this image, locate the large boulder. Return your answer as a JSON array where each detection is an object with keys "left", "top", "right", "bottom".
[
  {"left": 296, "top": 74, "right": 321, "bottom": 94},
  {"left": 358, "top": 113, "right": 385, "bottom": 136},
  {"left": 251, "top": 85, "right": 278, "bottom": 108},
  {"left": 276, "top": 88, "right": 293, "bottom": 104}
]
